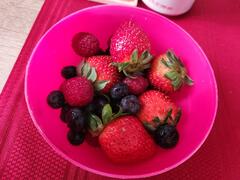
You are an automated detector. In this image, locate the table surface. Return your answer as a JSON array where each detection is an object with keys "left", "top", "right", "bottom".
[
  {"left": 0, "top": 0, "right": 240, "bottom": 179},
  {"left": 0, "top": 0, "right": 44, "bottom": 92}
]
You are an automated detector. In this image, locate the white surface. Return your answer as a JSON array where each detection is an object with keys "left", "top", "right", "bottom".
[{"left": 0, "top": 0, "right": 44, "bottom": 93}]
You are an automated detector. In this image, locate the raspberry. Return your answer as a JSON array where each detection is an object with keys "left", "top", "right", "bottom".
[
  {"left": 123, "top": 75, "right": 149, "bottom": 95},
  {"left": 72, "top": 32, "right": 100, "bottom": 57},
  {"left": 60, "top": 77, "right": 93, "bottom": 107}
]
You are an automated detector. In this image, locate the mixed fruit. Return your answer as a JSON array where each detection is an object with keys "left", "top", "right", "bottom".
[{"left": 47, "top": 20, "right": 193, "bottom": 163}]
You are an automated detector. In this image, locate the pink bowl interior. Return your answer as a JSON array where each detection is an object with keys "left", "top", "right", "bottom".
[{"left": 25, "top": 5, "right": 217, "bottom": 179}]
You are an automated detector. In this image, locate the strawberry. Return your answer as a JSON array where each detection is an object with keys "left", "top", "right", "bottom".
[
  {"left": 110, "top": 20, "right": 153, "bottom": 76},
  {"left": 60, "top": 77, "right": 93, "bottom": 107},
  {"left": 83, "top": 56, "right": 121, "bottom": 93},
  {"left": 123, "top": 75, "right": 149, "bottom": 95},
  {"left": 99, "top": 115, "right": 157, "bottom": 163},
  {"left": 137, "top": 90, "right": 181, "bottom": 131},
  {"left": 148, "top": 50, "right": 193, "bottom": 93},
  {"left": 72, "top": 32, "right": 100, "bottom": 57}
]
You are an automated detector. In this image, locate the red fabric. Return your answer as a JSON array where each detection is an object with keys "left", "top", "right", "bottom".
[{"left": 0, "top": 0, "right": 240, "bottom": 179}]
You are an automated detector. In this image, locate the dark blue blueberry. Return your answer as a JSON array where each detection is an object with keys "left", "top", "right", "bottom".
[
  {"left": 85, "top": 103, "right": 96, "bottom": 114},
  {"left": 60, "top": 104, "right": 71, "bottom": 123},
  {"left": 85, "top": 95, "right": 109, "bottom": 116},
  {"left": 154, "top": 124, "right": 179, "bottom": 148},
  {"left": 67, "top": 130, "right": 85, "bottom": 145},
  {"left": 66, "top": 108, "right": 86, "bottom": 133},
  {"left": 110, "top": 83, "right": 128, "bottom": 100},
  {"left": 120, "top": 95, "right": 140, "bottom": 114},
  {"left": 96, "top": 49, "right": 109, "bottom": 55},
  {"left": 94, "top": 96, "right": 109, "bottom": 115},
  {"left": 47, "top": 90, "right": 65, "bottom": 109},
  {"left": 105, "top": 47, "right": 110, "bottom": 55},
  {"left": 110, "top": 99, "right": 121, "bottom": 113},
  {"left": 61, "top": 66, "right": 76, "bottom": 79}
]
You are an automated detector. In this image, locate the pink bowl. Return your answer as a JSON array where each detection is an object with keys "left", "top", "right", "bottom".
[{"left": 25, "top": 5, "right": 218, "bottom": 179}]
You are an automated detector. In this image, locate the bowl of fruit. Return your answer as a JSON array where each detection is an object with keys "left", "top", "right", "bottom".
[{"left": 25, "top": 5, "right": 218, "bottom": 179}]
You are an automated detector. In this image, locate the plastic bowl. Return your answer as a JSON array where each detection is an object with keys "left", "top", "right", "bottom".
[{"left": 25, "top": 5, "right": 218, "bottom": 179}]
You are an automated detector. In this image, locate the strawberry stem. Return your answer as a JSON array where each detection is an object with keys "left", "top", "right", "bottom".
[
  {"left": 112, "top": 49, "right": 153, "bottom": 77},
  {"left": 162, "top": 50, "right": 194, "bottom": 90}
]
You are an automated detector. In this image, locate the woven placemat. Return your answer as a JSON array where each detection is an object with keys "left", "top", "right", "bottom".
[{"left": 1, "top": 0, "right": 240, "bottom": 179}]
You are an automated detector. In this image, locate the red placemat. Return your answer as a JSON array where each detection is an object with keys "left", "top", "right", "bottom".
[{"left": 1, "top": 0, "right": 240, "bottom": 179}]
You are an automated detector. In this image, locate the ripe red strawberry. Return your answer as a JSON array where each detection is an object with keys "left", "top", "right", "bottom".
[
  {"left": 123, "top": 75, "right": 149, "bottom": 95},
  {"left": 148, "top": 50, "right": 193, "bottom": 93},
  {"left": 85, "top": 56, "right": 121, "bottom": 93},
  {"left": 72, "top": 32, "right": 100, "bottom": 57},
  {"left": 99, "top": 115, "right": 157, "bottom": 163},
  {"left": 137, "top": 90, "right": 181, "bottom": 130},
  {"left": 60, "top": 77, "right": 93, "bottom": 106},
  {"left": 110, "top": 20, "right": 153, "bottom": 75}
]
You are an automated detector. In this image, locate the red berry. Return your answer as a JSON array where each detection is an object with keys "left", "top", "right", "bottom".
[
  {"left": 86, "top": 56, "right": 121, "bottom": 93},
  {"left": 99, "top": 116, "right": 157, "bottom": 163},
  {"left": 137, "top": 90, "right": 181, "bottom": 129},
  {"left": 110, "top": 21, "right": 151, "bottom": 63},
  {"left": 123, "top": 75, "right": 149, "bottom": 95},
  {"left": 148, "top": 51, "right": 193, "bottom": 93},
  {"left": 110, "top": 20, "right": 152, "bottom": 75},
  {"left": 72, "top": 32, "right": 100, "bottom": 57},
  {"left": 60, "top": 77, "right": 93, "bottom": 106}
]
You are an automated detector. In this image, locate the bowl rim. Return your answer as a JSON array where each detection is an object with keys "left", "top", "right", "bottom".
[{"left": 24, "top": 4, "right": 218, "bottom": 179}]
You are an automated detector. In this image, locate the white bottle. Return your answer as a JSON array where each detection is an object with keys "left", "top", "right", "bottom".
[{"left": 142, "top": 0, "right": 195, "bottom": 16}]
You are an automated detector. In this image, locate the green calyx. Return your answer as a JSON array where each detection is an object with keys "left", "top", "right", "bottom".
[
  {"left": 88, "top": 114, "right": 104, "bottom": 136},
  {"left": 87, "top": 104, "right": 127, "bottom": 136},
  {"left": 143, "top": 108, "right": 182, "bottom": 133},
  {"left": 77, "top": 61, "right": 109, "bottom": 91},
  {"left": 162, "top": 50, "right": 194, "bottom": 90},
  {"left": 112, "top": 49, "right": 153, "bottom": 77}
]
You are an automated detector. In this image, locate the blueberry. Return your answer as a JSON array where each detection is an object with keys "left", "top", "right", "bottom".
[
  {"left": 96, "top": 49, "right": 109, "bottom": 55},
  {"left": 66, "top": 108, "right": 86, "bottom": 133},
  {"left": 94, "top": 96, "right": 109, "bottom": 115},
  {"left": 120, "top": 95, "right": 140, "bottom": 114},
  {"left": 85, "top": 95, "right": 109, "bottom": 116},
  {"left": 154, "top": 124, "right": 179, "bottom": 148},
  {"left": 96, "top": 49, "right": 105, "bottom": 55},
  {"left": 110, "top": 83, "right": 128, "bottom": 100},
  {"left": 85, "top": 103, "right": 96, "bottom": 114},
  {"left": 110, "top": 99, "right": 121, "bottom": 113},
  {"left": 98, "top": 47, "right": 110, "bottom": 55},
  {"left": 67, "top": 130, "right": 85, "bottom": 145},
  {"left": 60, "top": 104, "right": 71, "bottom": 123},
  {"left": 104, "top": 36, "right": 111, "bottom": 55},
  {"left": 61, "top": 66, "right": 77, "bottom": 79},
  {"left": 47, "top": 91, "right": 65, "bottom": 109},
  {"left": 105, "top": 47, "right": 110, "bottom": 55}
]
